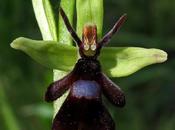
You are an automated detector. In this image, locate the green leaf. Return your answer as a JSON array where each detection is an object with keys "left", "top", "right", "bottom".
[
  {"left": 32, "top": 0, "right": 57, "bottom": 41},
  {"left": 58, "top": 0, "right": 75, "bottom": 45},
  {"left": 11, "top": 37, "right": 167, "bottom": 77},
  {"left": 76, "top": 0, "right": 103, "bottom": 38}
]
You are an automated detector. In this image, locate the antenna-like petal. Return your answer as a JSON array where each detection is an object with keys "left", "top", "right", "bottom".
[
  {"left": 60, "top": 7, "right": 82, "bottom": 46},
  {"left": 98, "top": 14, "right": 127, "bottom": 48}
]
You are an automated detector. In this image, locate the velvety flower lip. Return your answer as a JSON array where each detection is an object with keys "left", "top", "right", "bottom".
[{"left": 45, "top": 7, "right": 126, "bottom": 130}]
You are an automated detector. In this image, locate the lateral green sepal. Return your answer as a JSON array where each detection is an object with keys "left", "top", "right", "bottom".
[{"left": 11, "top": 37, "right": 167, "bottom": 77}]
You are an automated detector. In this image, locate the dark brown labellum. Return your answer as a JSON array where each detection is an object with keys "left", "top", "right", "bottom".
[{"left": 45, "top": 7, "right": 127, "bottom": 130}]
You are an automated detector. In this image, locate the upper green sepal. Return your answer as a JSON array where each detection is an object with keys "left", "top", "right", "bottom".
[
  {"left": 76, "top": 0, "right": 103, "bottom": 38},
  {"left": 11, "top": 37, "right": 167, "bottom": 77}
]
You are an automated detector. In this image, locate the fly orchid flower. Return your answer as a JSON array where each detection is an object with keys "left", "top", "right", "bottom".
[{"left": 45, "top": 7, "right": 126, "bottom": 130}]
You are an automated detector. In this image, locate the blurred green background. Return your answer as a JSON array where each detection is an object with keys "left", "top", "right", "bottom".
[{"left": 0, "top": 0, "right": 174, "bottom": 130}]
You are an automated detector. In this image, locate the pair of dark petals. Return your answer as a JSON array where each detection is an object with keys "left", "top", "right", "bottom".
[{"left": 45, "top": 72, "right": 125, "bottom": 106}]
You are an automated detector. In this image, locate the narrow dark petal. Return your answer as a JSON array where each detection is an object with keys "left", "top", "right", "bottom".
[
  {"left": 96, "top": 73, "right": 125, "bottom": 107},
  {"left": 59, "top": 7, "right": 82, "bottom": 46},
  {"left": 45, "top": 71, "right": 77, "bottom": 102},
  {"left": 98, "top": 14, "right": 127, "bottom": 48}
]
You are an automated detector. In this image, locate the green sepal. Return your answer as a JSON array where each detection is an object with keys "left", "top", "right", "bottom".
[
  {"left": 100, "top": 47, "right": 167, "bottom": 77},
  {"left": 11, "top": 37, "right": 167, "bottom": 77},
  {"left": 76, "top": 0, "right": 103, "bottom": 38}
]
